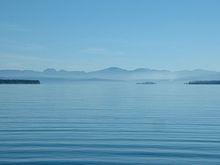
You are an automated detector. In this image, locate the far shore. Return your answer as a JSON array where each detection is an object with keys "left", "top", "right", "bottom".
[
  {"left": 185, "top": 80, "right": 220, "bottom": 85},
  {"left": 0, "top": 79, "right": 40, "bottom": 84}
]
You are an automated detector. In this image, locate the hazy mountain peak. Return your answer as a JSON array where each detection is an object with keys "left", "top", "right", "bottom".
[
  {"left": 44, "top": 68, "right": 57, "bottom": 73},
  {"left": 93, "top": 67, "right": 128, "bottom": 73},
  {"left": 104, "top": 67, "right": 127, "bottom": 71}
]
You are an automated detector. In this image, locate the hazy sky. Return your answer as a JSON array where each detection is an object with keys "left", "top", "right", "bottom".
[{"left": 0, "top": 0, "right": 220, "bottom": 71}]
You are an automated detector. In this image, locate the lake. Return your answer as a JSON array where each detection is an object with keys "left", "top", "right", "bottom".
[{"left": 1, "top": 82, "right": 220, "bottom": 164}]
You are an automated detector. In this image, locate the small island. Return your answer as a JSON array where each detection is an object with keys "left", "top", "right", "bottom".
[
  {"left": 0, "top": 79, "right": 40, "bottom": 84},
  {"left": 186, "top": 80, "right": 220, "bottom": 85},
  {"left": 136, "top": 82, "right": 156, "bottom": 85}
]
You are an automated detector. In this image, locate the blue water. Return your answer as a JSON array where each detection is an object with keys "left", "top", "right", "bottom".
[{"left": 1, "top": 82, "right": 220, "bottom": 165}]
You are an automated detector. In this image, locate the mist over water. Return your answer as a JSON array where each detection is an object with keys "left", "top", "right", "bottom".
[{"left": 1, "top": 82, "right": 220, "bottom": 164}]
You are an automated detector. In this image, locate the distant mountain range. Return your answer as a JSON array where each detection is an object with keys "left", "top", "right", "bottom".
[{"left": 1, "top": 67, "right": 220, "bottom": 82}]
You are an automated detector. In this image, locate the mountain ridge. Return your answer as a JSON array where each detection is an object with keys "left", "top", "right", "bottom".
[{"left": 1, "top": 67, "right": 220, "bottom": 81}]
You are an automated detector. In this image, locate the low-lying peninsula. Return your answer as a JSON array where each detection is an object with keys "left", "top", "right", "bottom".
[
  {"left": 136, "top": 82, "right": 156, "bottom": 85},
  {"left": 186, "top": 80, "right": 220, "bottom": 85},
  {"left": 0, "top": 79, "right": 40, "bottom": 84}
]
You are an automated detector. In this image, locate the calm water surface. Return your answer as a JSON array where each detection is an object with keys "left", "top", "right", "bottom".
[{"left": 1, "top": 82, "right": 220, "bottom": 164}]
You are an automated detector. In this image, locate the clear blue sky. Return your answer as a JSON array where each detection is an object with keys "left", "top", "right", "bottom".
[{"left": 0, "top": 0, "right": 220, "bottom": 71}]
